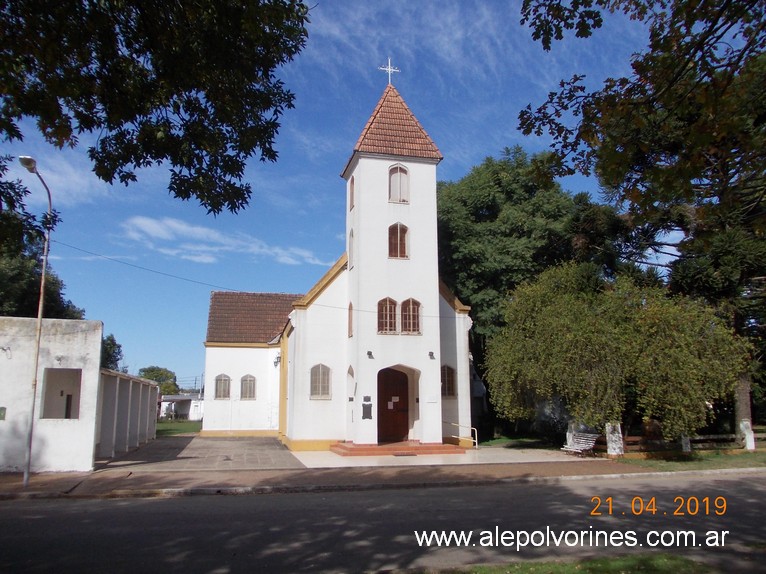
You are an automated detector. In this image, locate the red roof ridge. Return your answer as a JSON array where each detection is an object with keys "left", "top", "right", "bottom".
[
  {"left": 206, "top": 291, "right": 303, "bottom": 345},
  {"left": 347, "top": 84, "right": 442, "bottom": 169}
]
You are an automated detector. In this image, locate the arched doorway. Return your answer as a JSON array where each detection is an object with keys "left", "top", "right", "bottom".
[{"left": 377, "top": 368, "right": 409, "bottom": 443}]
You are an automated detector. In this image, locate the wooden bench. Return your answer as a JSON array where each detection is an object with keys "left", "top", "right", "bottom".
[{"left": 561, "top": 433, "right": 599, "bottom": 456}]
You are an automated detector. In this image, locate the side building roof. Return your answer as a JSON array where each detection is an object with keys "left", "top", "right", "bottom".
[{"left": 205, "top": 292, "right": 303, "bottom": 346}]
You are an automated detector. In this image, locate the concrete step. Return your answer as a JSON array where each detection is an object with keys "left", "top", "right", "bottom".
[{"left": 330, "top": 441, "right": 466, "bottom": 457}]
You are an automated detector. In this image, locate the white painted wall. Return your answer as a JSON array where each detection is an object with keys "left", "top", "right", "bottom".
[
  {"left": 203, "top": 345, "right": 281, "bottom": 431},
  {"left": 439, "top": 297, "right": 474, "bottom": 442},
  {"left": 287, "top": 271, "right": 348, "bottom": 441}
]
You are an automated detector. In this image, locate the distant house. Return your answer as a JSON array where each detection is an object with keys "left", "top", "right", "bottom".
[
  {"left": 0, "top": 317, "right": 158, "bottom": 472},
  {"left": 160, "top": 393, "right": 204, "bottom": 421},
  {"left": 203, "top": 84, "right": 474, "bottom": 450}
]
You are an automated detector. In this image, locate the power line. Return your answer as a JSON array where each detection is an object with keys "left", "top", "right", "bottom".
[
  {"left": 53, "top": 239, "right": 238, "bottom": 292},
  {"left": 53, "top": 240, "right": 471, "bottom": 320}
]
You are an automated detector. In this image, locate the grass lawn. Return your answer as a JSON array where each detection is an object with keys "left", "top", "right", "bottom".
[
  {"left": 616, "top": 449, "right": 766, "bottom": 472},
  {"left": 452, "top": 553, "right": 712, "bottom": 573},
  {"left": 480, "top": 436, "right": 556, "bottom": 449},
  {"left": 156, "top": 420, "right": 202, "bottom": 436}
]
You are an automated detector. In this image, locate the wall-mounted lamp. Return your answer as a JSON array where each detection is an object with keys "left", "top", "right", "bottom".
[
  {"left": 274, "top": 354, "right": 281, "bottom": 367},
  {"left": 1, "top": 346, "right": 11, "bottom": 359},
  {"left": 367, "top": 351, "right": 374, "bottom": 359},
  {"left": 428, "top": 351, "right": 435, "bottom": 359}
]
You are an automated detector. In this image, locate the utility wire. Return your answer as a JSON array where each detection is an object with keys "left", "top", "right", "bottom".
[
  {"left": 53, "top": 239, "right": 238, "bottom": 292},
  {"left": 53, "top": 240, "right": 470, "bottom": 320}
]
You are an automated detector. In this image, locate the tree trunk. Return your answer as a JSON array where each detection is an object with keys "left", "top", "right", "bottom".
[{"left": 734, "top": 371, "right": 752, "bottom": 437}]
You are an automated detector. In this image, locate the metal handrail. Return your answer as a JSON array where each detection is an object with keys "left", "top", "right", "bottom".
[{"left": 445, "top": 421, "right": 478, "bottom": 449}]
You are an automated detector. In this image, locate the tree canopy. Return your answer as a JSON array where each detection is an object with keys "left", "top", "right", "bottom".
[
  {"left": 438, "top": 148, "right": 572, "bottom": 343},
  {"left": 437, "top": 146, "right": 645, "bottom": 365},
  {"left": 519, "top": 0, "right": 765, "bottom": 255},
  {"left": 139, "top": 366, "right": 179, "bottom": 396},
  {"left": 100, "top": 334, "right": 124, "bottom": 371},
  {"left": 0, "top": 0, "right": 309, "bottom": 216},
  {"left": 517, "top": 0, "right": 765, "bottom": 420},
  {"left": 0, "top": 211, "right": 84, "bottom": 320},
  {"left": 519, "top": 1, "right": 765, "bottom": 219},
  {"left": 486, "top": 263, "right": 751, "bottom": 439}
]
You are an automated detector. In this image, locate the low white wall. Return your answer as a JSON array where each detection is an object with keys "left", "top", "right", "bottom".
[
  {"left": 0, "top": 317, "right": 158, "bottom": 472},
  {"left": 0, "top": 317, "right": 102, "bottom": 472}
]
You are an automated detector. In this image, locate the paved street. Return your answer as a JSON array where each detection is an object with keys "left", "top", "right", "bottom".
[{"left": 1, "top": 472, "right": 764, "bottom": 573}]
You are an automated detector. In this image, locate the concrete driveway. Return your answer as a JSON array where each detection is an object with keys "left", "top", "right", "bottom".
[{"left": 99, "top": 436, "right": 306, "bottom": 472}]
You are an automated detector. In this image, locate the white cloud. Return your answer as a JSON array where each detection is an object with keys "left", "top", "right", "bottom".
[{"left": 120, "top": 216, "right": 334, "bottom": 267}]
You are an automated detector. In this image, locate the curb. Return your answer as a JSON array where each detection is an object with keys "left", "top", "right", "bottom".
[{"left": 3, "top": 466, "right": 765, "bottom": 501}]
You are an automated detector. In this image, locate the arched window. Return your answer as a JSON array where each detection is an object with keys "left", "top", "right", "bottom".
[
  {"left": 377, "top": 298, "right": 397, "bottom": 333},
  {"left": 388, "top": 223, "right": 408, "bottom": 258},
  {"left": 348, "top": 229, "right": 354, "bottom": 268},
  {"left": 401, "top": 298, "right": 421, "bottom": 333},
  {"left": 441, "top": 366, "right": 456, "bottom": 397},
  {"left": 389, "top": 164, "right": 409, "bottom": 203},
  {"left": 310, "top": 364, "right": 331, "bottom": 399},
  {"left": 349, "top": 176, "right": 355, "bottom": 211},
  {"left": 348, "top": 303, "right": 353, "bottom": 338},
  {"left": 214, "top": 374, "right": 230, "bottom": 399},
  {"left": 241, "top": 375, "right": 256, "bottom": 400}
]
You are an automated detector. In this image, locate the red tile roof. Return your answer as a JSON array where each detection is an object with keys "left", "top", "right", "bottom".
[
  {"left": 206, "top": 292, "right": 302, "bottom": 345},
  {"left": 352, "top": 84, "right": 442, "bottom": 161}
]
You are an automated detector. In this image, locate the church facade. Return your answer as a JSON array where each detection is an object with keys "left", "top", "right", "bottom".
[{"left": 203, "top": 84, "right": 474, "bottom": 450}]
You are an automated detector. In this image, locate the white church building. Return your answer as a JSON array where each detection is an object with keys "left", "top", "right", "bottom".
[{"left": 202, "top": 84, "right": 474, "bottom": 452}]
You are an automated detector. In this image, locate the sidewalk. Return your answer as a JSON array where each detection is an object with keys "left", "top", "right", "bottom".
[{"left": 0, "top": 435, "right": 739, "bottom": 500}]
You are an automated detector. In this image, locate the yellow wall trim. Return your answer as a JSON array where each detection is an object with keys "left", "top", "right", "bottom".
[
  {"left": 293, "top": 255, "right": 348, "bottom": 309},
  {"left": 439, "top": 280, "right": 471, "bottom": 313},
  {"left": 200, "top": 430, "right": 279, "bottom": 438},
  {"left": 280, "top": 436, "right": 338, "bottom": 451}
]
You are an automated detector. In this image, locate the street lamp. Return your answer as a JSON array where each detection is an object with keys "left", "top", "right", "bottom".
[{"left": 18, "top": 155, "right": 53, "bottom": 489}]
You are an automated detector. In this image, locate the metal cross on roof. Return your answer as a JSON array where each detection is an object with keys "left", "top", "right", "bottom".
[{"left": 379, "top": 57, "right": 400, "bottom": 85}]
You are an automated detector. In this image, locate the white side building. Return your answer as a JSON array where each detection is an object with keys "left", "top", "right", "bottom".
[
  {"left": 0, "top": 317, "right": 158, "bottom": 472},
  {"left": 203, "top": 84, "right": 474, "bottom": 450}
]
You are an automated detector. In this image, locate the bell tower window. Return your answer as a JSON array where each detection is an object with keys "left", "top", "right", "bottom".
[
  {"left": 401, "top": 299, "right": 421, "bottom": 333},
  {"left": 377, "top": 298, "right": 397, "bottom": 333},
  {"left": 388, "top": 223, "right": 408, "bottom": 258},
  {"left": 388, "top": 165, "right": 409, "bottom": 203}
]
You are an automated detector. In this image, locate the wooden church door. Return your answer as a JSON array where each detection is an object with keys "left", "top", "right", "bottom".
[{"left": 377, "top": 369, "right": 409, "bottom": 443}]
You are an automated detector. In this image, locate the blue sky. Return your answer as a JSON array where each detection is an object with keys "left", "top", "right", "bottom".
[{"left": 1, "top": 1, "right": 646, "bottom": 389}]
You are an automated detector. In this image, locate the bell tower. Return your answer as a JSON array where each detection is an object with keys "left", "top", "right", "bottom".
[{"left": 341, "top": 80, "right": 444, "bottom": 445}]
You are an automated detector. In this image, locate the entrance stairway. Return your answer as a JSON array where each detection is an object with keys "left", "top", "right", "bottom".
[{"left": 330, "top": 440, "right": 466, "bottom": 457}]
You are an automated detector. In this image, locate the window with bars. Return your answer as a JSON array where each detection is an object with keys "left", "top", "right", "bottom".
[
  {"left": 401, "top": 298, "right": 421, "bottom": 333},
  {"left": 388, "top": 223, "right": 408, "bottom": 258},
  {"left": 240, "top": 375, "right": 256, "bottom": 400},
  {"left": 389, "top": 165, "right": 409, "bottom": 203},
  {"left": 441, "top": 365, "right": 456, "bottom": 397},
  {"left": 377, "top": 298, "right": 397, "bottom": 333},
  {"left": 215, "top": 374, "right": 231, "bottom": 399},
  {"left": 310, "top": 364, "right": 331, "bottom": 399}
]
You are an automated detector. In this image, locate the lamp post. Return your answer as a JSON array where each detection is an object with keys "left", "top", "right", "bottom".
[{"left": 18, "top": 155, "right": 53, "bottom": 489}]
